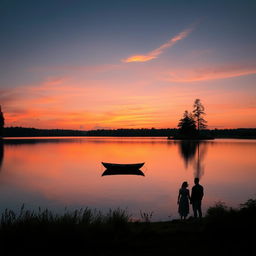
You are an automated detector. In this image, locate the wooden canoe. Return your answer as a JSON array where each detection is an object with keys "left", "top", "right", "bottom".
[{"left": 101, "top": 162, "right": 144, "bottom": 171}]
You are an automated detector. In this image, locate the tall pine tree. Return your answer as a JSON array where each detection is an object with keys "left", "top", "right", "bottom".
[
  {"left": 192, "top": 99, "right": 207, "bottom": 131},
  {"left": 177, "top": 110, "right": 196, "bottom": 136}
]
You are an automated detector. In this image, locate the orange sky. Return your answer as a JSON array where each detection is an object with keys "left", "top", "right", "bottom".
[
  {"left": 1, "top": 1, "right": 256, "bottom": 129},
  {"left": 2, "top": 60, "right": 256, "bottom": 130},
  {"left": 2, "top": 62, "right": 256, "bottom": 130}
]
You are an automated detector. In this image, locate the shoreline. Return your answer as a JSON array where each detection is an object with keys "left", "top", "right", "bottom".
[
  {"left": 2, "top": 127, "right": 256, "bottom": 139},
  {"left": 2, "top": 136, "right": 256, "bottom": 140},
  {"left": 1, "top": 199, "right": 255, "bottom": 254}
]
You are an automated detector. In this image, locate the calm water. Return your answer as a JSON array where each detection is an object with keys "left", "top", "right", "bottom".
[{"left": 0, "top": 137, "right": 255, "bottom": 221}]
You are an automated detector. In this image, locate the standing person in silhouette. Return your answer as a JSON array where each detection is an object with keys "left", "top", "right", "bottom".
[
  {"left": 177, "top": 181, "right": 190, "bottom": 220},
  {"left": 191, "top": 177, "right": 204, "bottom": 218}
]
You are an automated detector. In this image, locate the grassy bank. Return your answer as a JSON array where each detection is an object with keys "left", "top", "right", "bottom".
[{"left": 1, "top": 199, "right": 255, "bottom": 255}]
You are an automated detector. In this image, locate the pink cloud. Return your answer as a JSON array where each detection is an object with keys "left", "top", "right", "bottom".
[
  {"left": 122, "top": 26, "right": 194, "bottom": 63},
  {"left": 165, "top": 64, "right": 256, "bottom": 82}
]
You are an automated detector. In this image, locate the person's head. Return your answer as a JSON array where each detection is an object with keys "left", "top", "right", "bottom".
[
  {"left": 181, "top": 181, "right": 188, "bottom": 188},
  {"left": 194, "top": 177, "right": 200, "bottom": 184}
]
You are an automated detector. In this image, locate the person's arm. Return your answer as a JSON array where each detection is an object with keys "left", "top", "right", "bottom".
[
  {"left": 188, "top": 189, "right": 192, "bottom": 204},
  {"left": 190, "top": 187, "right": 194, "bottom": 203}
]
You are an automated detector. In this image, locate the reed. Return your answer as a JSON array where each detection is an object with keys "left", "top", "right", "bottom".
[
  {"left": 140, "top": 211, "right": 154, "bottom": 223},
  {"left": 0, "top": 199, "right": 255, "bottom": 254},
  {"left": 0, "top": 205, "right": 133, "bottom": 229}
]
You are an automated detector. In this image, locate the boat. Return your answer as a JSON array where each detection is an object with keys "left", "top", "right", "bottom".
[
  {"left": 102, "top": 169, "right": 145, "bottom": 176},
  {"left": 101, "top": 162, "right": 144, "bottom": 171}
]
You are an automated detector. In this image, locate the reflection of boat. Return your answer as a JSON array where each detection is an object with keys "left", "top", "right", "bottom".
[
  {"left": 102, "top": 169, "right": 145, "bottom": 176},
  {"left": 101, "top": 162, "right": 144, "bottom": 171}
]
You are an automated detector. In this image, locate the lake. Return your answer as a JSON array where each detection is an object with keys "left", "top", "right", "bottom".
[{"left": 0, "top": 137, "right": 255, "bottom": 221}]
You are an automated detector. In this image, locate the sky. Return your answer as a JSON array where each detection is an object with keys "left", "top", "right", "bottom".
[{"left": 1, "top": 0, "right": 256, "bottom": 130}]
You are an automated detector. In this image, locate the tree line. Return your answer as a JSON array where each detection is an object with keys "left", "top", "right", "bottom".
[
  {"left": 1, "top": 103, "right": 256, "bottom": 138},
  {"left": 2, "top": 127, "right": 256, "bottom": 138}
]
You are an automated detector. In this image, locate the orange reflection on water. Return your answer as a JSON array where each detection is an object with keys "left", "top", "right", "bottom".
[{"left": 0, "top": 138, "right": 256, "bottom": 220}]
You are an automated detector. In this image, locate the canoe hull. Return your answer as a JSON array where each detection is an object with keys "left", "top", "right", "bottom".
[{"left": 101, "top": 162, "right": 144, "bottom": 171}]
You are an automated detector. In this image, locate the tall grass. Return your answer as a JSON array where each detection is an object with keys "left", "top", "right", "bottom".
[
  {"left": 140, "top": 211, "right": 154, "bottom": 223},
  {"left": 205, "top": 198, "right": 256, "bottom": 219},
  {"left": 0, "top": 205, "right": 135, "bottom": 252},
  {"left": 0, "top": 205, "right": 132, "bottom": 229},
  {"left": 0, "top": 199, "right": 255, "bottom": 253},
  {"left": 1, "top": 198, "right": 255, "bottom": 228},
  {"left": 204, "top": 198, "right": 256, "bottom": 238}
]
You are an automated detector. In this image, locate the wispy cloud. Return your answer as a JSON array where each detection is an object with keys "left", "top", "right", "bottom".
[
  {"left": 165, "top": 64, "right": 256, "bottom": 82},
  {"left": 43, "top": 76, "right": 67, "bottom": 86},
  {"left": 122, "top": 25, "right": 195, "bottom": 63}
]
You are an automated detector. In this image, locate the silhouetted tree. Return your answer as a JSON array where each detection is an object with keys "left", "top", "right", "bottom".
[
  {"left": 0, "top": 105, "right": 4, "bottom": 137},
  {"left": 177, "top": 110, "right": 196, "bottom": 135},
  {"left": 193, "top": 99, "right": 207, "bottom": 131}
]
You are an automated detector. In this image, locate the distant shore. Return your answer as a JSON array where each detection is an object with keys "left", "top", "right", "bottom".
[{"left": 2, "top": 127, "right": 256, "bottom": 139}]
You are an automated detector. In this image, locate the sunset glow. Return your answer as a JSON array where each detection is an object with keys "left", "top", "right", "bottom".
[{"left": 1, "top": 1, "right": 256, "bottom": 129}]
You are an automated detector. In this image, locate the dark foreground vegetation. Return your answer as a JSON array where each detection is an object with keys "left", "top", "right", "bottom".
[
  {"left": 3, "top": 127, "right": 256, "bottom": 139},
  {"left": 1, "top": 199, "right": 255, "bottom": 255}
]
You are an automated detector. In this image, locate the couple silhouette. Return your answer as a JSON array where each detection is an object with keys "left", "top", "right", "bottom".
[{"left": 177, "top": 178, "right": 204, "bottom": 220}]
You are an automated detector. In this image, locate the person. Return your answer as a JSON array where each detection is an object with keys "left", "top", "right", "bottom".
[
  {"left": 191, "top": 177, "right": 204, "bottom": 218},
  {"left": 177, "top": 181, "right": 190, "bottom": 220}
]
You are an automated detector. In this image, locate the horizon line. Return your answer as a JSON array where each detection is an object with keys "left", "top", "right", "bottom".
[{"left": 3, "top": 126, "right": 256, "bottom": 131}]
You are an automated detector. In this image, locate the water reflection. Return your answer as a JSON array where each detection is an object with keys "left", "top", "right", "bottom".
[
  {"left": 177, "top": 141, "right": 209, "bottom": 179},
  {"left": 193, "top": 142, "right": 207, "bottom": 179},
  {"left": 4, "top": 137, "right": 175, "bottom": 145},
  {"left": 102, "top": 169, "right": 145, "bottom": 176},
  {"left": 0, "top": 137, "right": 255, "bottom": 221},
  {"left": 4, "top": 137, "right": 82, "bottom": 145},
  {"left": 178, "top": 141, "right": 197, "bottom": 168},
  {"left": 0, "top": 141, "right": 3, "bottom": 171}
]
